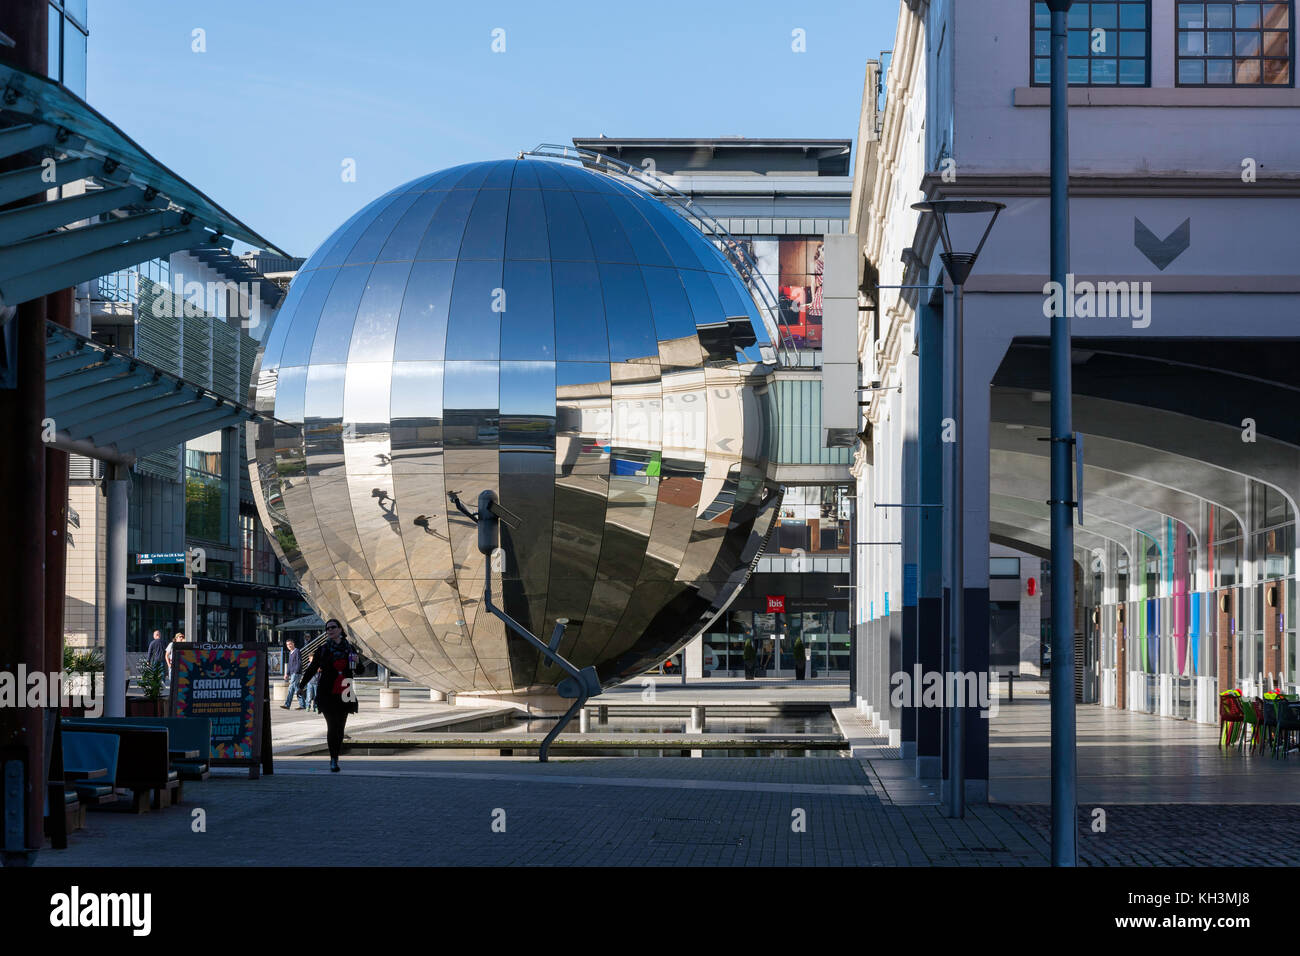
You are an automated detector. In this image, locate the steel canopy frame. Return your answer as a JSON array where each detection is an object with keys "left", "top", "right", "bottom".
[
  {"left": 44, "top": 321, "right": 285, "bottom": 464},
  {"left": 0, "top": 59, "right": 288, "bottom": 312},
  {"left": 0, "top": 60, "right": 287, "bottom": 256}
]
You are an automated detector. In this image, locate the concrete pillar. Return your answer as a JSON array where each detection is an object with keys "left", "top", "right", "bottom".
[
  {"left": 1243, "top": 478, "right": 1257, "bottom": 692},
  {"left": 684, "top": 635, "right": 703, "bottom": 678},
  {"left": 689, "top": 705, "right": 705, "bottom": 733},
  {"left": 915, "top": 296, "right": 944, "bottom": 778},
  {"left": 1104, "top": 540, "right": 1119, "bottom": 706},
  {"left": 578, "top": 707, "right": 590, "bottom": 733},
  {"left": 1194, "top": 500, "right": 1214, "bottom": 722},
  {"left": 104, "top": 464, "right": 130, "bottom": 719},
  {"left": 943, "top": 294, "right": 998, "bottom": 806},
  {"left": 900, "top": 343, "right": 921, "bottom": 759},
  {"left": 379, "top": 687, "right": 400, "bottom": 709},
  {"left": 429, "top": 688, "right": 446, "bottom": 702},
  {"left": 1129, "top": 527, "right": 1142, "bottom": 711}
]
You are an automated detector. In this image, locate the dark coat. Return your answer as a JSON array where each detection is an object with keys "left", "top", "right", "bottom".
[
  {"left": 146, "top": 637, "right": 166, "bottom": 666},
  {"left": 300, "top": 638, "right": 358, "bottom": 713}
]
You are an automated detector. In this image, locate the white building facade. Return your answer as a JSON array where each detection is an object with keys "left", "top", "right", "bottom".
[{"left": 836, "top": 0, "right": 1300, "bottom": 801}]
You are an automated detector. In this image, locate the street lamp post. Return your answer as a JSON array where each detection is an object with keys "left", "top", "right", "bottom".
[
  {"left": 1046, "top": 0, "right": 1078, "bottom": 868},
  {"left": 911, "top": 199, "right": 1003, "bottom": 820}
]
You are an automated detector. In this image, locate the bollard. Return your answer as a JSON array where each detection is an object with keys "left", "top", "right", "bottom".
[
  {"left": 597, "top": 704, "right": 608, "bottom": 724},
  {"left": 379, "top": 687, "right": 401, "bottom": 709},
  {"left": 690, "top": 705, "right": 705, "bottom": 733},
  {"left": 579, "top": 708, "right": 590, "bottom": 733},
  {"left": 1007, "top": 673, "right": 1015, "bottom": 702}
]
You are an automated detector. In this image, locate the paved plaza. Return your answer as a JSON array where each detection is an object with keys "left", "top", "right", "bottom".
[{"left": 35, "top": 678, "right": 1300, "bottom": 867}]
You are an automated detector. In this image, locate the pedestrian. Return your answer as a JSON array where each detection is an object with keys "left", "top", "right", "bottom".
[
  {"left": 165, "top": 632, "right": 185, "bottom": 682},
  {"left": 146, "top": 630, "right": 166, "bottom": 668},
  {"left": 297, "top": 619, "right": 358, "bottom": 772},
  {"left": 302, "top": 653, "right": 319, "bottom": 712},
  {"left": 280, "top": 638, "right": 305, "bottom": 709}
]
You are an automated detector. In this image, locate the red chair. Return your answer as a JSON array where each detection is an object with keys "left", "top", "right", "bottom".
[{"left": 1219, "top": 691, "right": 1245, "bottom": 748}]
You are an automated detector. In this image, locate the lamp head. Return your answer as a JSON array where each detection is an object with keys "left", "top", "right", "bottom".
[{"left": 911, "top": 199, "right": 1006, "bottom": 285}]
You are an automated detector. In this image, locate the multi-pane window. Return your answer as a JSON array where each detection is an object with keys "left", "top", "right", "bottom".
[
  {"left": 1033, "top": 2, "right": 1152, "bottom": 86},
  {"left": 46, "top": 1, "right": 88, "bottom": 98},
  {"left": 185, "top": 430, "right": 227, "bottom": 544},
  {"left": 1177, "top": 2, "right": 1294, "bottom": 85}
]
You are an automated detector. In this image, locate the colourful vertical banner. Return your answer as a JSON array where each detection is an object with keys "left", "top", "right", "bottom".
[
  {"left": 1189, "top": 594, "right": 1201, "bottom": 677},
  {"left": 1174, "top": 523, "right": 1189, "bottom": 675}
]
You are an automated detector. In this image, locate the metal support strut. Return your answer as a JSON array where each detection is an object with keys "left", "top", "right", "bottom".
[{"left": 448, "top": 490, "right": 602, "bottom": 762}]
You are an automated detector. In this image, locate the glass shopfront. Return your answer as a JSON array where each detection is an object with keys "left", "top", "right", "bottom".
[{"left": 702, "top": 606, "right": 850, "bottom": 675}]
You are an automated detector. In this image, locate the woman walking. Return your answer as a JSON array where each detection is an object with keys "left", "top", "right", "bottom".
[{"left": 298, "top": 619, "right": 358, "bottom": 772}]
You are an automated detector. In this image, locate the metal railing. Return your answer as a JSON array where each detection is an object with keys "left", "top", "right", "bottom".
[{"left": 520, "top": 143, "right": 798, "bottom": 366}]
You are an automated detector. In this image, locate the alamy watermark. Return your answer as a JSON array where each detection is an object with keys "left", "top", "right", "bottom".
[
  {"left": 0, "top": 666, "right": 103, "bottom": 717},
  {"left": 1042, "top": 273, "right": 1152, "bottom": 329},
  {"left": 150, "top": 272, "right": 263, "bottom": 330},
  {"left": 50, "top": 886, "right": 150, "bottom": 935},
  {"left": 889, "top": 666, "right": 1000, "bottom": 718}
]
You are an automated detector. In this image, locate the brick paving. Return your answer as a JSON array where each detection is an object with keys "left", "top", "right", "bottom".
[
  {"left": 1002, "top": 803, "right": 1300, "bottom": 866},
  {"left": 36, "top": 676, "right": 1300, "bottom": 867},
  {"left": 35, "top": 755, "right": 1028, "bottom": 867},
  {"left": 35, "top": 754, "right": 1300, "bottom": 866}
]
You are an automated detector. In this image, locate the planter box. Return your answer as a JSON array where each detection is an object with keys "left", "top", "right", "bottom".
[{"left": 125, "top": 697, "right": 171, "bottom": 717}]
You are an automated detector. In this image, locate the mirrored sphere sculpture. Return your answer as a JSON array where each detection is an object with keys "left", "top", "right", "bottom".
[{"left": 249, "top": 158, "right": 779, "bottom": 706}]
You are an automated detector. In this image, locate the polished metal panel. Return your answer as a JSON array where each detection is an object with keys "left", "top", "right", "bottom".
[{"left": 249, "top": 158, "right": 778, "bottom": 701}]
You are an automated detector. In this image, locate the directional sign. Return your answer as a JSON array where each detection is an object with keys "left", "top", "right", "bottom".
[
  {"left": 137, "top": 552, "right": 185, "bottom": 565},
  {"left": 1134, "top": 217, "right": 1190, "bottom": 271}
]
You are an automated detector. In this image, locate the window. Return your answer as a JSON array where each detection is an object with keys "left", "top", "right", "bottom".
[
  {"left": 1177, "top": 1, "right": 1293, "bottom": 85},
  {"left": 1033, "top": 2, "right": 1152, "bottom": 86},
  {"left": 185, "top": 430, "right": 227, "bottom": 544},
  {"left": 46, "top": 2, "right": 89, "bottom": 98},
  {"left": 775, "top": 485, "right": 851, "bottom": 555},
  {"left": 990, "top": 556, "right": 1022, "bottom": 578}
]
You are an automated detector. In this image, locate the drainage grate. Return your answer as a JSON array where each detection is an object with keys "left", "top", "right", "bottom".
[{"left": 650, "top": 820, "right": 747, "bottom": 847}]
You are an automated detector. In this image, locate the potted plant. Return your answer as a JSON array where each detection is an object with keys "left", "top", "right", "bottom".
[
  {"left": 62, "top": 647, "right": 104, "bottom": 714},
  {"left": 742, "top": 638, "right": 756, "bottom": 680},
  {"left": 792, "top": 637, "right": 806, "bottom": 681},
  {"left": 130, "top": 661, "right": 169, "bottom": 717}
]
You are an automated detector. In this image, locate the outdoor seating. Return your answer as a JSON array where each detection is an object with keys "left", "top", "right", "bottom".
[
  {"left": 42, "top": 779, "right": 85, "bottom": 836},
  {"left": 1218, "top": 690, "right": 1300, "bottom": 757},
  {"left": 1219, "top": 690, "right": 1244, "bottom": 748},
  {"left": 61, "top": 731, "right": 120, "bottom": 808},
  {"left": 60, "top": 720, "right": 181, "bottom": 812},
  {"left": 1249, "top": 698, "right": 1271, "bottom": 753},
  {"left": 1239, "top": 697, "right": 1260, "bottom": 752},
  {"left": 89, "top": 716, "right": 212, "bottom": 781},
  {"left": 1275, "top": 701, "right": 1300, "bottom": 758}
]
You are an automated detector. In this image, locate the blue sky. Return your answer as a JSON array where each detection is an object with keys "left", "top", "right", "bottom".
[{"left": 88, "top": 0, "right": 897, "bottom": 257}]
